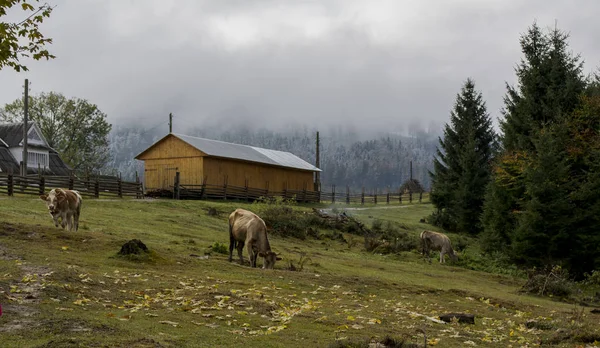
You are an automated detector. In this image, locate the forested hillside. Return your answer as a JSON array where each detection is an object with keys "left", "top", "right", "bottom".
[{"left": 106, "top": 124, "right": 439, "bottom": 191}]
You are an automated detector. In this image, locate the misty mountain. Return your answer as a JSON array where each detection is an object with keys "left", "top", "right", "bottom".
[{"left": 106, "top": 124, "right": 439, "bottom": 192}]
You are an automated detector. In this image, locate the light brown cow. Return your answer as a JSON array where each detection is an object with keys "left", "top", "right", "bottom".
[
  {"left": 420, "top": 230, "right": 457, "bottom": 264},
  {"left": 40, "top": 188, "right": 83, "bottom": 232},
  {"left": 228, "top": 208, "right": 281, "bottom": 269}
]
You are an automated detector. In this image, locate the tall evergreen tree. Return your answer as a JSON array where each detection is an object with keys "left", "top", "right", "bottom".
[
  {"left": 513, "top": 96, "right": 600, "bottom": 277},
  {"left": 430, "top": 79, "right": 497, "bottom": 234},
  {"left": 482, "top": 22, "right": 586, "bottom": 253}
]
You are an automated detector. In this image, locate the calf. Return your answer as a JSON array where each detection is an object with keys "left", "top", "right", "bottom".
[
  {"left": 420, "top": 230, "right": 457, "bottom": 264},
  {"left": 228, "top": 208, "right": 281, "bottom": 269},
  {"left": 40, "top": 188, "right": 83, "bottom": 232}
]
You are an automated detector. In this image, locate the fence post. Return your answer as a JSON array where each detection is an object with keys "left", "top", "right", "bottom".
[
  {"left": 302, "top": 182, "right": 307, "bottom": 203},
  {"left": 39, "top": 176, "right": 45, "bottom": 195},
  {"left": 386, "top": 187, "right": 390, "bottom": 204},
  {"left": 94, "top": 178, "right": 100, "bottom": 198},
  {"left": 361, "top": 187, "right": 365, "bottom": 205},
  {"left": 173, "top": 171, "right": 180, "bottom": 200},
  {"left": 223, "top": 175, "right": 228, "bottom": 200},
  {"left": 8, "top": 173, "right": 14, "bottom": 196},
  {"left": 409, "top": 189, "right": 413, "bottom": 203},
  {"left": 283, "top": 182, "right": 288, "bottom": 200},
  {"left": 374, "top": 188, "right": 377, "bottom": 204},
  {"left": 135, "top": 171, "right": 142, "bottom": 199},
  {"left": 200, "top": 176, "right": 207, "bottom": 199},
  {"left": 245, "top": 179, "right": 249, "bottom": 202},
  {"left": 265, "top": 181, "right": 269, "bottom": 199},
  {"left": 118, "top": 174, "right": 123, "bottom": 198},
  {"left": 346, "top": 185, "right": 350, "bottom": 204},
  {"left": 68, "top": 172, "right": 74, "bottom": 190},
  {"left": 399, "top": 188, "right": 403, "bottom": 204},
  {"left": 419, "top": 191, "right": 423, "bottom": 203},
  {"left": 331, "top": 185, "right": 335, "bottom": 204}
]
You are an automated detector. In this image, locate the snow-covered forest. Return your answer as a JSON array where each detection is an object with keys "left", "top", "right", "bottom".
[{"left": 106, "top": 123, "right": 439, "bottom": 191}]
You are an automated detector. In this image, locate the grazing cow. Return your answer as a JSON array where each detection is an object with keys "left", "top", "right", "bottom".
[
  {"left": 228, "top": 208, "right": 281, "bottom": 269},
  {"left": 40, "top": 188, "right": 83, "bottom": 232},
  {"left": 420, "top": 230, "right": 457, "bottom": 264}
]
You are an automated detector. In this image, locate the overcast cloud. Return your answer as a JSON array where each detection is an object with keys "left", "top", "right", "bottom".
[{"left": 1, "top": 0, "right": 599, "bottom": 135}]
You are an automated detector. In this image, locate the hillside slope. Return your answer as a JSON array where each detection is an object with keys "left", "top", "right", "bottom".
[{"left": 0, "top": 197, "right": 597, "bottom": 347}]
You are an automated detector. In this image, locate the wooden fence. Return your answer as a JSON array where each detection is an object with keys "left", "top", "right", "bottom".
[
  {"left": 0, "top": 174, "right": 143, "bottom": 199},
  {"left": 151, "top": 172, "right": 428, "bottom": 204}
]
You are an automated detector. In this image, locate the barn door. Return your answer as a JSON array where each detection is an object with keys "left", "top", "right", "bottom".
[{"left": 159, "top": 166, "right": 178, "bottom": 190}]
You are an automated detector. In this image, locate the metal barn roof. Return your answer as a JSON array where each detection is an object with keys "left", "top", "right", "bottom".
[{"left": 140, "top": 133, "right": 321, "bottom": 172}]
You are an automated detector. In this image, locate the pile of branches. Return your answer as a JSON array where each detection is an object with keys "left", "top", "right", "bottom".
[{"left": 311, "top": 208, "right": 372, "bottom": 235}]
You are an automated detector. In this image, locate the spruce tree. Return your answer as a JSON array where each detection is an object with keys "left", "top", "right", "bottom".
[
  {"left": 481, "top": 22, "right": 586, "bottom": 254},
  {"left": 513, "top": 96, "right": 600, "bottom": 278},
  {"left": 430, "top": 79, "right": 497, "bottom": 234}
]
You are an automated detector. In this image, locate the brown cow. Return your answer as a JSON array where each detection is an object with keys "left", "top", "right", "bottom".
[
  {"left": 228, "top": 208, "right": 281, "bottom": 269},
  {"left": 420, "top": 230, "right": 457, "bottom": 264},
  {"left": 40, "top": 188, "right": 83, "bottom": 232}
]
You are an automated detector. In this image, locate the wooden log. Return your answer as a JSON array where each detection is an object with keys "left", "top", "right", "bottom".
[{"left": 439, "top": 313, "right": 475, "bottom": 324}]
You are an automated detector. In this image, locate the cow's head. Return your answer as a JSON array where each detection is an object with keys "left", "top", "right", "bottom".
[
  {"left": 449, "top": 250, "right": 459, "bottom": 262},
  {"left": 40, "top": 189, "right": 65, "bottom": 213},
  {"left": 259, "top": 251, "right": 282, "bottom": 269}
]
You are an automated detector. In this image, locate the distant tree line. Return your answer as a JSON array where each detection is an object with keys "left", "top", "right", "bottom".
[{"left": 430, "top": 21, "right": 600, "bottom": 279}]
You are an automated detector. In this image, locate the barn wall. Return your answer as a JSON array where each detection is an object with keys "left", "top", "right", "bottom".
[
  {"left": 202, "top": 157, "right": 315, "bottom": 191},
  {"left": 143, "top": 157, "right": 204, "bottom": 190},
  {"left": 138, "top": 135, "right": 205, "bottom": 190}
]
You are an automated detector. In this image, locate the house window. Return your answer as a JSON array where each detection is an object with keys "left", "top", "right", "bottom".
[{"left": 27, "top": 151, "right": 49, "bottom": 169}]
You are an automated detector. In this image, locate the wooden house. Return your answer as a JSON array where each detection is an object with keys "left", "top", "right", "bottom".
[
  {"left": 0, "top": 122, "right": 71, "bottom": 176},
  {"left": 134, "top": 133, "right": 321, "bottom": 192}
]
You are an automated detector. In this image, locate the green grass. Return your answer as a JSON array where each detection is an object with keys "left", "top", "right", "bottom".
[{"left": 0, "top": 197, "right": 598, "bottom": 347}]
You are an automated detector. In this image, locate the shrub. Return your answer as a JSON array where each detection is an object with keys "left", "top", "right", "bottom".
[
  {"left": 454, "top": 235, "right": 469, "bottom": 252},
  {"left": 364, "top": 220, "right": 418, "bottom": 254},
  {"left": 251, "top": 196, "right": 328, "bottom": 240},
  {"left": 521, "top": 265, "right": 575, "bottom": 298},
  {"left": 582, "top": 270, "right": 600, "bottom": 286},
  {"left": 210, "top": 242, "right": 228, "bottom": 255}
]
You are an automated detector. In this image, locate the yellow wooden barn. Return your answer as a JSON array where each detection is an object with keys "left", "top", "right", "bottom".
[{"left": 135, "top": 133, "right": 321, "bottom": 193}]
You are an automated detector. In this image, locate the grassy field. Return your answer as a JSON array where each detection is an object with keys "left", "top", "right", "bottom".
[{"left": 0, "top": 196, "right": 598, "bottom": 347}]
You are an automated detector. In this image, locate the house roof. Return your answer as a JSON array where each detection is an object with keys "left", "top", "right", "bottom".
[
  {"left": 136, "top": 133, "right": 322, "bottom": 172},
  {"left": 0, "top": 122, "right": 51, "bottom": 148},
  {"left": 0, "top": 122, "right": 30, "bottom": 147},
  {"left": 0, "top": 147, "right": 19, "bottom": 173}
]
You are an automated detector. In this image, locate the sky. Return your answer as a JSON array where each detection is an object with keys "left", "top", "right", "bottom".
[{"left": 1, "top": 0, "right": 599, "bottom": 136}]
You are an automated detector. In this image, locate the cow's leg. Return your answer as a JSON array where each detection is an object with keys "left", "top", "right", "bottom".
[
  {"left": 66, "top": 212, "right": 73, "bottom": 232},
  {"left": 247, "top": 242, "right": 257, "bottom": 268},
  {"left": 74, "top": 210, "right": 80, "bottom": 232},
  {"left": 51, "top": 213, "right": 59, "bottom": 228},
  {"left": 237, "top": 241, "right": 245, "bottom": 265},
  {"left": 439, "top": 251, "right": 445, "bottom": 264}
]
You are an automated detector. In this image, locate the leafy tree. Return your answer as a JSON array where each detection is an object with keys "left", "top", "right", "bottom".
[
  {"left": 0, "top": 0, "right": 54, "bottom": 72},
  {"left": 430, "top": 79, "right": 497, "bottom": 234},
  {"left": 0, "top": 92, "right": 112, "bottom": 174}
]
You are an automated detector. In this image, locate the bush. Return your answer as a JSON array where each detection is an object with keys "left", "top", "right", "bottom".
[
  {"left": 521, "top": 265, "right": 575, "bottom": 298},
  {"left": 251, "top": 196, "right": 328, "bottom": 240},
  {"left": 364, "top": 219, "right": 418, "bottom": 254},
  {"left": 210, "top": 242, "right": 229, "bottom": 255},
  {"left": 582, "top": 270, "right": 600, "bottom": 286},
  {"left": 454, "top": 235, "right": 470, "bottom": 252},
  {"left": 454, "top": 249, "right": 526, "bottom": 277}
]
